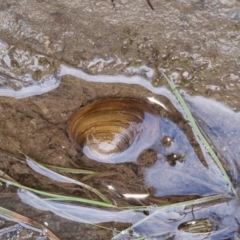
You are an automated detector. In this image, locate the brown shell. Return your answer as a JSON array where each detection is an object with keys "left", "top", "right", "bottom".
[
  {"left": 67, "top": 98, "right": 159, "bottom": 163},
  {"left": 178, "top": 218, "right": 214, "bottom": 233}
]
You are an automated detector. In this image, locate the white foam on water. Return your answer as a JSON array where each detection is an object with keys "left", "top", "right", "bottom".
[{"left": 0, "top": 74, "right": 60, "bottom": 98}]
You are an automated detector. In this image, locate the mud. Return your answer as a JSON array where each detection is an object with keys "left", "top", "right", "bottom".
[
  {"left": 0, "top": 76, "right": 206, "bottom": 203},
  {"left": 0, "top": 0, "right": 240, "bottom": 239},
  {"left": 0, "top": 73, "right": 236, "bottom": 239},
  {"left": 1, "top": 1, "right": 240, "bottom": 108}
]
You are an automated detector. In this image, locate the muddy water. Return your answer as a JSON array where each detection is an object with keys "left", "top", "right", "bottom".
[{"left": 0, "top": 0, "right": 240, "bottom": 239}]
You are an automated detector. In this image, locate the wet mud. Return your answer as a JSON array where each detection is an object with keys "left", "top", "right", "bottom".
[
  {"left": 0, "top": 76, "right": 206, "bottom": 204},
  {"left": 0, "top": 73, "right": 237, "bottom": 239},
  {"left": 0, "top": 0, "right": 240, "bottom": 239}
]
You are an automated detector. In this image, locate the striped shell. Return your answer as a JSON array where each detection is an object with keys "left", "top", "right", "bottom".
[{"left": 67, "top": 98, "right": 159, "bottom": 163}]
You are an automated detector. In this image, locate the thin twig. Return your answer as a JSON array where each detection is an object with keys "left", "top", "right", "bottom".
[{"left": 146, "top": 0, "right": 154, "bottom": 10}]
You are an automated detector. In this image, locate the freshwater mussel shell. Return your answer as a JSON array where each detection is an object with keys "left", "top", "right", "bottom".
[
  {"left": 67, "top": 98, "right": 160, "bottom": 163},
  {"left": 178, "top": 218, "right": 214, "bottom": 234}
]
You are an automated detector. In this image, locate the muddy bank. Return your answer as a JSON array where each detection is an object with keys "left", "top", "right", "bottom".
[{"left": 1, "top": 1, "right": 240, "bottom": 108}]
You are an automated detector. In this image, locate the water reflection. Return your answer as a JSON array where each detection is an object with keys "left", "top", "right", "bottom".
[
  {"left": 59, "top": 65, "right": 231, "bottom": 198},
  {"left": 144, "top": 116, "right": 227, "bottom": 197},
  {"left": 56, "top": 65, "right": 240, "bottom": 238},
  {"left": 185, "top": 95, "right": 240, "bottom": 187},
  {"left": 0, "top": 52, "right": 239, "bottom": 238},
  {"left": 19, "top": 190, "right": 240, "bottom": 240}
]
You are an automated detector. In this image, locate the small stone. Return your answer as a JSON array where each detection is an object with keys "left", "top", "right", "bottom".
[
  {"left": 182, "top": 71, "right": 189, "bottom": 79},
  {"left": 170, "top": 72, "right": 180, "bottom": 81},
  {"left": 161, "top": 136, "right": 174, "bottom": 147}
]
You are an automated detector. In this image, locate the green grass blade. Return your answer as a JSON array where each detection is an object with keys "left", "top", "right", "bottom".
[
  {"left": 112, "top": 194, "right": 230, "bottom": 239},
  {"left": 26, "top": 157, "right": 112, "bottom": 204},
  {"left": 0, "top": 176, "right": 115, "bottom": 208},
  {"left": 20, "top": 190, "right": 117, "bottom": 233},
  {"left": 41, "top": 163, "right": 95, "bottom": 175},
  {"left": 161, "top": 72, "right": 237, "bottom": 199},
  {"left": 0, "top": 169, "right": 18, "bottom": 183},
  {"left": 0, "top": 134, "right": 112, "bottom": 204}
]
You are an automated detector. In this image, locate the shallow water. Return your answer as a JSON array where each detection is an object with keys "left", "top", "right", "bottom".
[
  {"left": 59, "top": 65, "right": 231, "bottom": 197},
  {"left": 1, "top": 0, "right": 240, "bottom": 239},
  {"left": 18, "top": 190, "right": 240, "bottom": 240},
  {"left": 2, "top": 54, "right": 240, "bottom": 239},
  {"left": 0, "top": 61, "right": 240, "bottom": 239}
]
